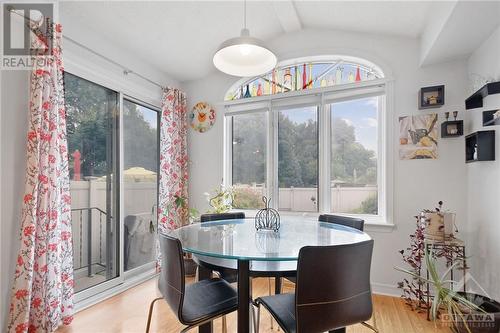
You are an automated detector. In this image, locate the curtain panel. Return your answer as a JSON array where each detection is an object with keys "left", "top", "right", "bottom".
[
  {"left": 7, "top": 24, "right": 74, "bottom": 333},
  {"left": 158, "top": 88, "right": 189, "bottom": 235}
]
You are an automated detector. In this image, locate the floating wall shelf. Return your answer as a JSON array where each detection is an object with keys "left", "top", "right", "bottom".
[
  {"left": 465, "top": 82, "right": 500, "bottom": 110},
  {"left": 419, "top": 85, "right": 444, "bottom": 109},
  {"left": 465, "top": 130, "right": 495, "bottom": 163},
  {"left": 441, "top": 120, "right": 463, "bottom": 138},
  {"left": 482, "top": 110, "right": 500, "bottom": 126}
]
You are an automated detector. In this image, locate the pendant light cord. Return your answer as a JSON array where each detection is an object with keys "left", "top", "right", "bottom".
[{"left": 243, "top": 0, "right": 247, "bottom": 29}]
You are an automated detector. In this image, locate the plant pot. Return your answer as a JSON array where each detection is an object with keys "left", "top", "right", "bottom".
[
  {"left": 453, "top": 292, "right": 500, "bottom": 333},
  {"left": 424, "top": 212, "right": 445, "bottom": 241},
  {"left": 184, "top": 257, "right": 197, "bottom": 277}
]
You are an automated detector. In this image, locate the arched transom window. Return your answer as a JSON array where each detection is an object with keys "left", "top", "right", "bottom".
[{"left": 225, "top": 55, "right": 384, "bottom": 101}]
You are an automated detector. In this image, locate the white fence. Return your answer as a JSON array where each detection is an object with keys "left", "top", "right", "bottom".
[
  {"left": 234, "top": 185, "right": 377, "bottom": 212},
  {"left": 70, "top": 180, "right": 157, "bottom": 272}
]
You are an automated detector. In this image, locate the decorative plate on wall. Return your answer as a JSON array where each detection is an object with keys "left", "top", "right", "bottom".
[{"left": 189, "top": 102, "right": 216, "bottom": 133}]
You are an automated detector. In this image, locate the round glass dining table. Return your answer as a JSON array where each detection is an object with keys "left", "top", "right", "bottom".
[{"left": 168, "top": 218, "right": 372, "bottom": 333}]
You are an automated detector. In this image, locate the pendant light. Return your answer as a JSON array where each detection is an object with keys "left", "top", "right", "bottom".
[{"left": 213, "top": 0, "right": 277, "bottom": 77}]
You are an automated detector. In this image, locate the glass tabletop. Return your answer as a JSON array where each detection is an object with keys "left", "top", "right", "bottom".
[{"left": 167, "top": 218, "right": 372, "bottom": 261}]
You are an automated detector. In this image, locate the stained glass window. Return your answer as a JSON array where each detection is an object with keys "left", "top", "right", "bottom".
[{"left": 224, "top": 57, "right": 384, "bottom": 101}]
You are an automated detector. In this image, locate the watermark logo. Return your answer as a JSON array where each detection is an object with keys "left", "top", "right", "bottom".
[
  {"left": 440, "top": 313, "right": 496, "bottom": 329},
  {"left": 2, "top": 3, "right": 54, "bottom": 70}
]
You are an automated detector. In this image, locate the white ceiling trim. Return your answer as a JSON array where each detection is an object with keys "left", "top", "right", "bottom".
[{"left": 271, "top": 1, "right": 302, "bottom": 33}]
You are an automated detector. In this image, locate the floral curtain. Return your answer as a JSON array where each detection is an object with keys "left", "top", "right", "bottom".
[
  {"left": 7, "top": 24, "right": 74, "bottom": 333},
  {"left": 158, "top": 87, "right": 189, "bottom": 235}
]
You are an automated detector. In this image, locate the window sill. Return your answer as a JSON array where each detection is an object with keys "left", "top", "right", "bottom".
[{"left": 230, "top": 210, "right": 395, "bottom": 233}]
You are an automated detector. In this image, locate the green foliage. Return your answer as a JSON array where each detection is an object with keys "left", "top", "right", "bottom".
[
  {"left": 331, "top": 117, "right": 377, "bottom": 184},
  {"left": 172, "top": 195, "right": 199, "bottom": 223},
  {"left": 64, "top": 73, "right": 158, "bottom": 178},
  {"left": 233, "top": 187, "right": 264, "bottom": 209},
  {"left": 232, "top": 112, "right": 377, "bottom": 189},
  {"left": 232, "top": 114, "right": 266, "bottom": 185},
  {"left": 278, "top": 113, "right": 318, "bottom": 187},
  {"left": 352, "top": 194, "right": 378, "bottom": 215}
]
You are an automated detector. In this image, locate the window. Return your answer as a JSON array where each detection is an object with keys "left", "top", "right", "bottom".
[
  {"left": 224, "top": 56, "right": 388, "bottom": 222},
  {"left": 278, "top": 106, "right": 318, "bottom": 212},
  {"left": 231, "top": 112, "right": 267, "bottom": 209},
  {"left": 225, "top": 57, "right": 383, "bottom": 101},
  {"left": 123, "top": 99, "right": 159, "bottom": 271},
  {"left": 330, "top": 97, "right": 379, "bottom": 215}
]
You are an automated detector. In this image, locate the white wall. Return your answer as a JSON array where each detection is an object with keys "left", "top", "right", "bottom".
[
  {"left": 0, "top": 70, "right": 30, "bottom": 329},
  {"left": 466, "top": 25, "right": 500, "bottom": 301},
  {"left": 0, "top": 14, "right": 177, "bottom": 326},
  {"left": 183, "top": 28, "right": 469, "bottom": 295}
]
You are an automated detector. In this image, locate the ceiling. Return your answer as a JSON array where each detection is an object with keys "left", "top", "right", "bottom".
[{"left": 59, "top": 1, "right": 497, "bottom": 83}]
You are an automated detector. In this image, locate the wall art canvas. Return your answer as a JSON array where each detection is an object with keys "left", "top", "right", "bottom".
[
  {"left": 189, "top": 102, "right": 216, "bottom": 133},
  {"left": 399, "top": 113, "right": 438, "bottom": 160}
]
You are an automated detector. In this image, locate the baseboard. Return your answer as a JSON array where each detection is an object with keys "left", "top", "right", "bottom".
[{"left": 371, "top": 282, "right": 401, "bottom": 297}]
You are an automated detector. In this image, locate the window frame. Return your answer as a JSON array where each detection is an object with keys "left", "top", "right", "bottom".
[{"left": 223, "top": 78, "right": 394, "bottom": 226}]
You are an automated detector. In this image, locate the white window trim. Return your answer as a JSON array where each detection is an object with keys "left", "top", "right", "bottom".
[{"left": 223, "top": 79, "right": 395, "bottom": 229}]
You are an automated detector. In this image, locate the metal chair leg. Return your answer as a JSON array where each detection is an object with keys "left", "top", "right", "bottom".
[
  {"left": 361, "top": 321, "right": 379, "bottom": 333},
  {"left": 222, "top": 315, "right": 227, "bottom": 333},
  {"left": 268, "top": 278, "right": 274, "bottom": 330},
  {"left": 145, "top": 297, "right": 162, "bottom": 333},
  {"left": 252, "top": 303, "right": 261, "bottom": 333}
]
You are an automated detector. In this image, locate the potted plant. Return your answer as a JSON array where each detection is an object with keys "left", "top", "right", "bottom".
[
  {"left": 204, "top": 184, "right": 234, "bottom": 213},
  {"left": 396, "top": 248, "right": 500, "bottom": 333}
]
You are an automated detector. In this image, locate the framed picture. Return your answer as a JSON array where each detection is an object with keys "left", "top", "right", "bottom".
[{"left": 399, "top": 113, "right": 438, "bottom": 160}]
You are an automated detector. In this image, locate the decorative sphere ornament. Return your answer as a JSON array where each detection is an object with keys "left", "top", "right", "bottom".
[{"left": 254, "top": 196, "right": 280, "bottom": 232}]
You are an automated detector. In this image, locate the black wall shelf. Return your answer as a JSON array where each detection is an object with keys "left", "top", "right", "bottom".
[
  {"left": 465, "top": 82, "right": 500, "bottom": 110},
  {"left": 482, "top": 109, "right": 500, "bottom": 126},
  {"left": 419, "top": 85, "right": 444, "bottom": 109},
  {"left": 465, "top": 130, "right": 495, "bottom": 163},
  {"left": 441, "top": 120, "right": 463, "bottom": 138}
]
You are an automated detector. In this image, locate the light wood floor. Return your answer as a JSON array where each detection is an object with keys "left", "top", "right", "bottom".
[{"left": 57, "top": 277, "right": 449, "bottom": 333}]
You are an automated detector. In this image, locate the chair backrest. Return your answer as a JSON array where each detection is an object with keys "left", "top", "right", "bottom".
[
  {"left": 200, "top": 212, "right": 245, "bottom": 223},
  {"left": 295, "top": 240, "right": 374, "bottom": 333},
  {"left": 318, "top": 214, "right": 365, "bottom": 231},
  {"left": 158, "top": 233, "right": 186, "bottom": 322}
]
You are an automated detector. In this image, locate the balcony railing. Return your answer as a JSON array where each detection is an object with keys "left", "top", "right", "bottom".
[{"left": 71, "top": 207, "right": 109, "bottom": 278}]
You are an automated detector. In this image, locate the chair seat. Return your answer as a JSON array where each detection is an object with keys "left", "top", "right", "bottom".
[
  {"left": 182, "top": 278, "right": 238, "bottom": 325},
  {"left": 257, "top": 293, "right": 296, "bottom": 333}
]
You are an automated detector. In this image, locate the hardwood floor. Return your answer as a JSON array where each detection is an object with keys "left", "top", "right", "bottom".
[{"left": 57, "top": 277, "right": 448, "bottom": 333}]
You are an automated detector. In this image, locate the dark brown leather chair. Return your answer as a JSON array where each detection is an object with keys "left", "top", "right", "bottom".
[
  {"left": 285, "top": 215, "right": 366, "bottom": 285},
  {"left": 199, "top": 212, "right": 245, "bottom": 283},
  {"left": 319, "top": 214, "right": 365, "bottom": 231},
  {"left": 146, "top": 234, "right": 237, "bottom": 333},
  {"left": 255, "top": 240, "right": 376, "bottom": 333},
  {"left": 200, "top": 212, "right": 245, "bottom": 222}
]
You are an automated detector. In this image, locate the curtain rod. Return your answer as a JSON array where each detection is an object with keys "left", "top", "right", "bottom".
[{"left": 7, "top": 6, "right": 164, "bottom": 89}]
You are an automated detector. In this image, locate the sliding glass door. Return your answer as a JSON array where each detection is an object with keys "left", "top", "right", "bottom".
[
  {"left": 122, "top": 98, "right": 159, "bottom": 272},
  {"left": 64, "top": 73, "right": 160, "bottom": 300},
  {"left": 64, "top": 73, "right": 120, "bottom": 293}
]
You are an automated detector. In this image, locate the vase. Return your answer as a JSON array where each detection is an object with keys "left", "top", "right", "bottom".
[{"left": 424, "top": 212, "right": 445, "bottom": 241}]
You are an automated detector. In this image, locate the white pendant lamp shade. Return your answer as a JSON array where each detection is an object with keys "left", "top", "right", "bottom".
[{"left": 213, "top": 6, "right": 277, "bottom": 77}]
